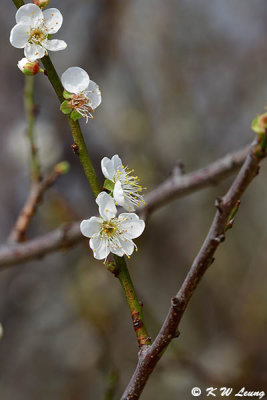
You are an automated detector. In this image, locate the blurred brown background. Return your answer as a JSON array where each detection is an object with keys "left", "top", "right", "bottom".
[{"left": 0, "top": 1, "right": 267, "bottom": 398}]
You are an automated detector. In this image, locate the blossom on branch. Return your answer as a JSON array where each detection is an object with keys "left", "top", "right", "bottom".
[
  {"left": 10, "top": 3, "right": 67, "bottom": 61},
  {"left": 80, "top": 192, "right": 145, "bottom": 260},
  {"left": 33, "top": 0, "right": 50, "bottom": 9},
  {"left": 101, "top": 155, "right": 146, "bottom": 211},
  {"left": 17, "top": 57, "right": 42, "bottom": 75},
  {"left": 60, "top": 67, "right": 102, "bottom": 122}
]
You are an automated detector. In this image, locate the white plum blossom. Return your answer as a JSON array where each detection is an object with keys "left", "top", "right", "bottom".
[
  {"left": 10, "top": 3, "right": 67, "bottom": 61},
  {"left": 101, "top": 155, "right": 146, "bottom": 212},
  {"left": 80, "top": 192, "right": 145, "bottom": 260},
  {"left": 61, "top": 67, "right": 102, "bottom": 122}
]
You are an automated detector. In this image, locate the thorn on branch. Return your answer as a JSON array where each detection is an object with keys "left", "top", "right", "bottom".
[{"left": 43, "top": 69, "right": 48, "bottom": 76}]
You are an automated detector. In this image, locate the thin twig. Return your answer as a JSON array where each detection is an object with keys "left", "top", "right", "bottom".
[
  {"left": 121, "top": 137, "right": 266, "bottom": 399},
  {"left": 0, "top": 144, "right": 250, "bottom": 266},
  {"left": 1, "top": 223, "right": 82, "bottom": 268},
  {"left": 24, "top": 75, "right": 41, "bottom": 183},
  {"left": 8, "top": 166, "right": 66, "bottom": 243},
  {"left": 104, "top": 369, "right": 119, "bottom": 400},
  {"left": 140, "top": 144, "right": 249, "bottom": 218}
]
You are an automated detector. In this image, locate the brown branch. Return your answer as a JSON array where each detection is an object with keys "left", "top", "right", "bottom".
[
  {"left": 121, "top": 138, "right": 265, "bottom": 399},
  {"left": 1, "top": 223, "right": 81, "bottom": 269},
  {"left": 0, "top": 145, "right": 250, "bottom": 267},
  {"left": 140, "top": 144, "right": 249, "bottom": 218},
  {"left": 9, "top": 164, "right": 68, "bottom": 243}
]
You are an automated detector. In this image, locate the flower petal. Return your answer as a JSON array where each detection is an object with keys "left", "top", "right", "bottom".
[
  {"left": 10, "top": 24, "right": 30, "bottom": 48},
  {"left": 111, "top": 244, "right": 125, "bottom": 257},
  {"left": 118, "top": 213, "right": 145, "bottom": 239},
  {"left": 90, "top": 236, "right": 109, "bottom": 260},
  {"left": 113, "top": 181, "right": 125, "bottom": 204},
  {"left": 114, "top": 181, "right": 136, "bottom": 212},
  {"left": 87, "top": 80, "right": 101, "bottom": 110},
  {"left": 111, "top": 155, "right": 123, "bottom": 171},
  {"left": 42, "top": 8, "right": 63, "bottom": 34},
  {"left": 119, "top": 238, "right": 135, "bottom": 257},
  {"left": 101, "top": 157, "right": 116, "bottom": 181},
  {"left": 80, "top": 217, "right": 102, "bottom": 238},
  {"left": 16, "top": 4, "right": 43, "bottom": 25},
  {"left": 61, "top": 67, "right": 90, "bottom": 94},
  {"left": 96, "top": 192, "right": 117, "bottom": 220},
  {"left": 24, "top": 42, "right": 46, "bottom": 61},
  {"left": 44, "top": 39, "right": 67, "bottom": 51}
]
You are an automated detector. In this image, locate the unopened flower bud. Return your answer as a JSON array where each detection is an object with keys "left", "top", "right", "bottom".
[
  {"left": 17, "top": 58, "right": 41, "bottom": 76},
  {"left": 54, "top": 161, "right": 70, "bottom": 175},
  {"left": 33, "top": 0, "right": 50, "bottom": 8}
]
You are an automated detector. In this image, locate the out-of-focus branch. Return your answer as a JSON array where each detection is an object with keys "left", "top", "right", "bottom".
[
  {"left": 140, "top": 144, "right": 249, "bottom": 218},
  {"left": 1, "top": 223, "right": 81, "bottom": 269},
  {"left": 1, "top": 144, "right": 250, "bottom": 266},
  {"left": 9, "top": 163, "right": 68, "bottom": 243},
  {"left": 121, "top": 137, "right": 266, "bottom": 399},
  {"left": 24, "top": 75, "right": 41, "bottom": 183}
]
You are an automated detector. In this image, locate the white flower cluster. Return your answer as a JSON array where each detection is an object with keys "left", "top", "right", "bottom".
[
  {"left": 10, "top": 3, "right": 101, "bottom": 120},
  {"left": 80, "top": 155, "right": 146, "bottom": 260},
  {"left": 9, "top": 4, "right": 145, "bottom": 261}
]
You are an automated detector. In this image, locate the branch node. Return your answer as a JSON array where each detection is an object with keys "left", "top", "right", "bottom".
[
  {"left": 213, "top": 234, "right": 225, "bottom": 243},
  {"left": 174, "top": 329, "right": 181, "bottom": 338},
  {"left": 171, "top": 296, "right": 184, "bottom": 310},
  {"left": 71, "top": 143, "right": 79, "bottom": 155},
  {"left": 172, "top": 160, "right": 185, "bottom": 177},
  {"left": 106, "top": 261, "right": 119, "bottom": 277},
  {"left": 215, "top": 196, "right": 223, "bottom": 213}
]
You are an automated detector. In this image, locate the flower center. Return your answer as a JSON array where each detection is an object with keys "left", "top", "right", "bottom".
[
  {"left": 70, "top": 94, "right": 93, "bottom": 122},
  {"left": 29, "top": 28, "right": 46, "bottom": 45},
  {"left": 101, "top": 221, "right": 117, "bottom": 237}
]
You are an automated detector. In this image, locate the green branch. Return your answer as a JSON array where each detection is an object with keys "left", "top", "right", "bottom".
[
  {"left": 114, "top": 255, "right": 152, "bottom": 346},
  {"left": 11, "top": 0, "right": 151, "bottom": 348}
]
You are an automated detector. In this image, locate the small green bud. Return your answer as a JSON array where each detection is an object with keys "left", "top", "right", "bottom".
[
  {"left": 104, "top": 179, "right": 115, "bottom": 192},
  {"left": 60, "top": 100, "right": 72, "bottom": 115},
  {"left": 251, "top": 112, "right": 267, "bottom": 134},
  {"left": 63, "top": 90, "right": 74, "bottom": 100},
  {"left": 33, "top": 0, "right": 50, "bottom": 8},
  {"left": 70, "top": 110, "right": 82, "bottom": 121},
  {"left": 54, "top": 161, "right": 70, "bottom": 175}
]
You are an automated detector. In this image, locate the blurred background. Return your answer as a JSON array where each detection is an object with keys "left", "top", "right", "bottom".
[{"left": 0, "top": 0, "right": 267, "bottom": 398}]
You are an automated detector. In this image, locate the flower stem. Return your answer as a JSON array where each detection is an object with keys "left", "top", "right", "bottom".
[
  {"left": 114, "top": 255, "right": 152, "bottom": 346},
  {"left": 12, "top": 0, "right": 23, "bottom": 7},
  {"left": 11, "top": 0, "right": 151, "bottom": 347},
  {"left": 24, "top": 75, "right": 41, "bottom": 182}
]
